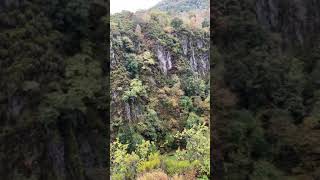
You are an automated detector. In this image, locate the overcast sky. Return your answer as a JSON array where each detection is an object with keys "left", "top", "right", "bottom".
[{"left": 111, "top": 0, "right": 162, "bottom": 14}]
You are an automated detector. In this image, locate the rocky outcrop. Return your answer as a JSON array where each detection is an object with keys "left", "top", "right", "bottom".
[
  {"left": 0, "top": 120, "right": 107, "bottom": 180},
  {"left": 181, "top": 35, "right": 209, "bottom": 76},
  {"left": 155, "top": 35, "right": 209, "bottom": 77},
  {"left": 123, "top": 99, "right": 144, "bottom": 123},
  {"left": 156, "top": 46, "right": 173, "bottom": 75},
  {"left": 255, "top": 0, "right": 320, "bottom": 46}
]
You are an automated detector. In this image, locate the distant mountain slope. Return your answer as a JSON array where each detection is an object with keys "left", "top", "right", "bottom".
[
  {"left": 110, "top": 0, "right": 210, "bottom": 178},
  {"left": 153, "top": 0, "right": 209, "bottom": 13}
]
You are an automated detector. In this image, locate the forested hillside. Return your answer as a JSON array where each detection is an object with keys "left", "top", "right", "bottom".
[
  {"left": 110, "top": 0, "right": 210, "bottom": 179},
  {"left": 153, "top": 0, "right": 209, "bottom": 13},
  {"left": 0, "top": 0, "right": 108, "bottom": 179},
  {"left": 213, "top": 0, "right": 320, "bottom": 179}
]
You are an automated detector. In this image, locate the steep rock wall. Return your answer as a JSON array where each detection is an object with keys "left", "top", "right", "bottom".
[
  {"left": 155, "top": 33, "right": 209, "bottom": 77},
  {"left": 256, "top": 0, "right": 320, "bottom": 46}
]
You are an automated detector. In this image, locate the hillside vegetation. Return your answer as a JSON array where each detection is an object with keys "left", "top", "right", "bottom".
[
  {"left": 153, "top": 0, "right": 209, "bottom": 13},
  {"left": 110, "top": 0, "right": 210, "bottom": 179},
  {"left": 213, "top": 0, "right": 320, "bottom": 179},
  {"left": 0, "top": 0, "right": 108, "bottom": 179}
]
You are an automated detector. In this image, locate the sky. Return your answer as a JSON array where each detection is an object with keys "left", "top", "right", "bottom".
[{"left": 111, "top": 0, "right": 162, "bottom": 14}]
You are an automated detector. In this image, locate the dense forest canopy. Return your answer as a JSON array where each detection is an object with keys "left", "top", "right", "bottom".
[
  {"left": 2, "top": 0, "right": 320, "bottom": 179},
  {"left": 0, "top": 0, "right": 108, "bottom": 179},
  {"left": 212, "top": 0, "right": 320, "bottom": 179},
  {"left": 110, "top": 0, "right": 210, "bottom": 179}
]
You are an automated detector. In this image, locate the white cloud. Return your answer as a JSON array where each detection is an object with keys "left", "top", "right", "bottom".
[{"left": 111, "top": 0, "right": 162, "bottom": 14}]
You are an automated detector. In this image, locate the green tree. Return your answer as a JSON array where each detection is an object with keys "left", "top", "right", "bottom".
[
  {"left": 125, "top": 54, "right": 140, "bottom": 77},
  {"left": 136, "top": 109, "right": 164, "bottom": 141},
  {"left": 171, "top": 17, "right": 183, "bottom": 29},
  {"left": 186, "top": 112, "right": 204, "bottom": 128},
  {"left": 122, "top": 78, "right": 147, "bottom": 101},
  {"left": 179, "top": 96, "right": 193, "bottom": 111},
  {"left": 175, "top": 123, "right": 210, "bottom": 176},
  {"left": 110, "top": 138, "right": 139, "bottom": 179}
]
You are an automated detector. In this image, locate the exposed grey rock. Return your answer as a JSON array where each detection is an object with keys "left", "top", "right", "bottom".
[
  {"left": 156, "top": 46, "right": 173, "bottom": 75},
  {"left": 180, "top": 36, "right": 209, "bottom": 77},
  {"left": 256, "top": 0, "right": 320, "bottom": 46}
]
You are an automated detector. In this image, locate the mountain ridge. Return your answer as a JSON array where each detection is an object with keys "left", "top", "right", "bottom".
[{"left": 152, "top": 0, "right": 209, "bottom": 13}]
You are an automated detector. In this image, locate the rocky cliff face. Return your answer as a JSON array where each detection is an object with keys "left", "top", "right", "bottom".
[
  {"left": 0, "top": 122, "right": 106, "bottom": 180},
  {"left": 184, "top": 36, "right": 209, "bottom": 76},
  {"left": 255, "top": 0, "right": 320, "bottom": 46},
  {"left": 156, "top": 46, "right": 173, "bottom": 75},
  {"left": 111, "top": 33, "right": 209, "bottom": 123},
  {"left": 155, "top": 35, "right": 209, "bottom": 77}
]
